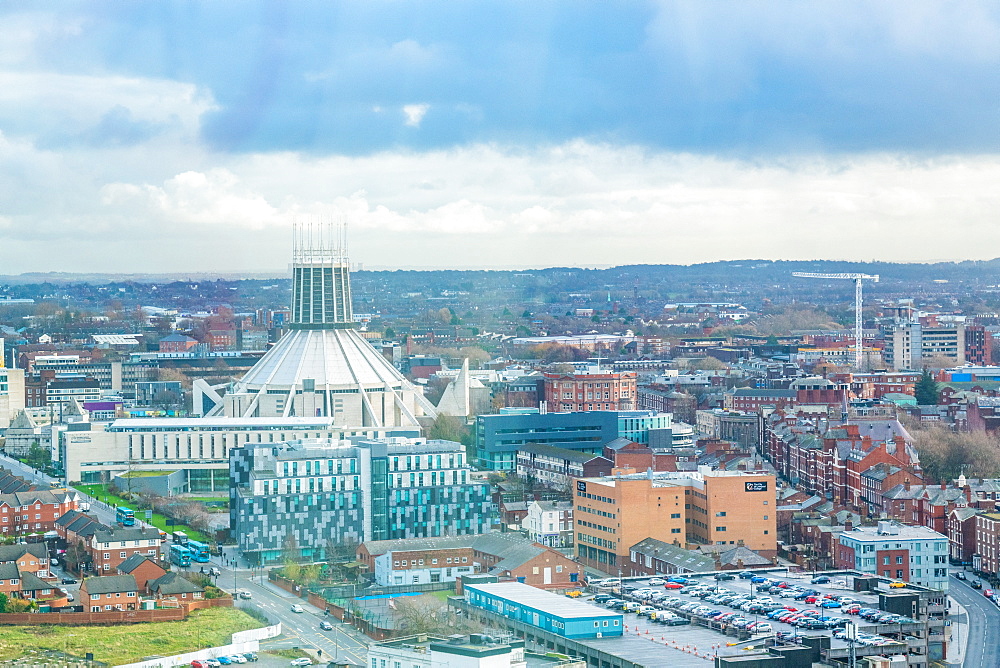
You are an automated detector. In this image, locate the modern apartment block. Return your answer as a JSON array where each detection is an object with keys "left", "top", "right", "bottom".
[
  {"left": 0, "top": 367, "right": 25, "bottom": 429},
  {"left": 573, "top": 468, "right": 776, "bottom": 573},
  {"left": 230, "top": 436, "right": 493, "bottom": 564},
  {"left": 835, "top": 521, "right": 949, "bottom": 591}
]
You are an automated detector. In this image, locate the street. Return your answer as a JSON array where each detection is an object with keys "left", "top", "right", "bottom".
[
  {"left": 213, "top": 556, "right": 370, "bottom": 666},
  {"left": 949, "top": 574, "right": 1000, "bottom": 668}
]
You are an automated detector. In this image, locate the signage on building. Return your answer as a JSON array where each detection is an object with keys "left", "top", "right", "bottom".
[
  {"left": 577, "top": 481, "right": 587, "bottom": 493},
  {"left": 745, "top": 481, "right": 768, "bottom": 492}
]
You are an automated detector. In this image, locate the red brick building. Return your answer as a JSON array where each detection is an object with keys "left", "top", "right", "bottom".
[
  {"left": 973, "top": 513, "right": 1000, "bottom": 576},
  {"left": 81, "top": 574, "right": 139, "bottom": 612},
  {"left": 948, "top": 507, "right": 978, "bottom": 564},
  {"left": 116, "top": 554, "right": 167, "bottom": 592},
  {"left": 543, "top": 370, "right": 636, "bottom": 413},
  {"left": 88, "top": 527, "right": 163, "bottom": 574},
  {"left": 0, "top": 490, "right": 81, "bottom": 536}
]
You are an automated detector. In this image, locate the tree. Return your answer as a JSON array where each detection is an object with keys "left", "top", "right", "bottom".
[
  {"left": 914, "top": 369, "right": 939, "bottom": 405},
  {"left": 284, "top": 559, "right": 302, "bottom": 583},
  {"left": 686, "top": 356, "right": 728, "bottom": 371},
  {"left": 427, "top": 415, "right": 471, "bottom": 445},
  {"left": 912, "top": 426, "right": 1000, "bottom": 482},
  {"left": 25, "top": 441, "right": 51, "bottom": 471}
]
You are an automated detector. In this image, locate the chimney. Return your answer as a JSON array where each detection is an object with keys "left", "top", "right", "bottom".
[
  {"left": 904, "top": 479, "right": 911, "bottom": 491},
  {"left": 844, "top": 519, "right": 854, "bottom": 531},
  {"left": 941, "top": 482, "right": 947, "bottom": 491}
]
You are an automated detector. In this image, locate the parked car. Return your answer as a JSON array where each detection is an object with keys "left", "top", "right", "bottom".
[
  {"left": 290, "top": 660, "right": 313, "bottom": 667},
  {"left": 228, "top": 656, "right": 248, "bottom": 665},
  {"left": 61, "top": 578, "right": 77, "bottom": 585},
  {"left": 291, "top": 604, "right": 305, "bottom": 613},
  {"left": 888, "top": 581, "right": 906, "bottom": 588},
  {"left": 217, "top": 657, "right": 232, "bottom": 665},
  {"left": 714, "top": 572, "right": 736, "bottom": 580},
  {"left": 242, "top": 654, "right": 258, "bottom": 663},
  {"left": 663, "top": 582, "right": 684, "bottom": 590},
  {"left": 810, "top": 576, "right": 830, "bottom": 584},
  {"left": 190, "top": 662, "right": 206, "bottom": 668},
  {"left": 955, "top": 572, "right": 968, "bottom": 581},
  {"left": 647, "top": 578, "right": 666, "bottom": 586},
  {"left": 738, "top": 571, "right": 755, "bottom": 579}
]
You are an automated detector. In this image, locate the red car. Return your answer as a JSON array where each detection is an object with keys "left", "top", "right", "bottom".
[
  {"left": 985, "top": 589, "right": 994, "bottom": 599},
  {"left": 804, "top": 595, "right": 818, "bottom": 604},
  {"left": 664, "top": 582, "right": 684, "bottom": 590},
  {"left": 783, "top": 606, "right": 798, "bottom": 612},
  {"left": 844, "top": 604, "right": 862, "bottom": 615}
]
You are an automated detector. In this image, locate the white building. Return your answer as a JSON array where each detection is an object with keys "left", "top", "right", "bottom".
[
  {"left": 367, "top": 634, "right": 534, "bottom": 668},
  {"left": 524, "top": 500, "right": 573, "bottom": 548},
  {"left": 0, "top": 367, "right": 25, "bottom": 429}
]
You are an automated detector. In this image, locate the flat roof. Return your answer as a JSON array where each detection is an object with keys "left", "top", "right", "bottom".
[
  {"left": 108, "top": 417, "right": 337, "bottom": 429},
  {"left": 466, "top": 582, "right": 621, "bottom": 620}
]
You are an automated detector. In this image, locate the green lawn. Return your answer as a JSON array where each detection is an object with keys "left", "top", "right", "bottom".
[
  {"left": 73, "top": 484, "right": 213, "bottom": 544},
  {"left": 0, "top": 607, "right": 262, "bottom": 665}
]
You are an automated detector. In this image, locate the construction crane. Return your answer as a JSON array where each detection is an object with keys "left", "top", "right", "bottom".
[{"left": 792, "top": 272, "right": 879, "bottom": 369}]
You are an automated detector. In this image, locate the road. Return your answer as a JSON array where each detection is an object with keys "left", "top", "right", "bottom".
[
  {"left": 949, "top": 575, "right": 1000, "bottom": 668},
  {"left": 203, "top": 554, "right": 371, "bottom": 666},
  {"left": 0, "top": 455, "right": 372, "bottom": 663}
]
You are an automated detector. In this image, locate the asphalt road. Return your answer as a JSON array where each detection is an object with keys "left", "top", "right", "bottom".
[
  {"left": 948, "top": 575, "right": 1000, "bottom": 668},
  {"left": 210, "top": 558, "right": 371, "bottom": 666}
]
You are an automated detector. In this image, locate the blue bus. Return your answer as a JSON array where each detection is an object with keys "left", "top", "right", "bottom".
[
  {"left": 169, "top": 544, "right": 192, "bottom": 567},
  {"left": 116, "top": 507, "right": 136, "bottom": 526},
  {"left": 186, "top": 539, "right": 210, "bottom": 563}
]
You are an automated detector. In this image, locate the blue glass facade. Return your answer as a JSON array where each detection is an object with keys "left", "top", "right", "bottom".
[{"left": 475, "top": 411, "right": 618, "bottom": 471}]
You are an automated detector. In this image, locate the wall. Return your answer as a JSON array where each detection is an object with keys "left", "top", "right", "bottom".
[{"left": 115, "top": 623, "right": 282, "bottom": 668}]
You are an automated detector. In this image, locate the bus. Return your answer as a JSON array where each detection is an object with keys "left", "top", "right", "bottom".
[
  {"left": 186, "top": 539, "right": 210, "bottom": 563},
  {"left": 172, "top": 531, "right": 189, "bottom": 545},
  {"left": 116, "top": 507, "right": 135, "bottom": 526},
  {"left": 169, "top": 544, "right": 192, "bottom": 567}
]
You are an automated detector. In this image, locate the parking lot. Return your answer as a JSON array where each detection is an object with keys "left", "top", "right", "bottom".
[{"left": 584, "top": 570, "right": 916, "bottom": 655}]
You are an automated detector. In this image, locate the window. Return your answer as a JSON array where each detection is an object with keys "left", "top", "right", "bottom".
[{"left": 120, "top": 551, "right": 127, "bottom": 558}]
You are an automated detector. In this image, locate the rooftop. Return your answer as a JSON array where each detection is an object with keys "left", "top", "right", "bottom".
[
  {"left": 466, "top": 582, "right": 621, "bottom": 620},
  {"left": 841, "top": 521, "right": 947, "bottom": 542}
]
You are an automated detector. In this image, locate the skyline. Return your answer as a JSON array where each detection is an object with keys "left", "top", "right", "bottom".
[{"left": 0, "top": 2, "right": 997, "bottom": 273}]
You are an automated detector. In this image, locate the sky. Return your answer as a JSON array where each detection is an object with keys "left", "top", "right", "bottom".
[{"left": 0, "top": 1, "right": 998, "bottom": 274}]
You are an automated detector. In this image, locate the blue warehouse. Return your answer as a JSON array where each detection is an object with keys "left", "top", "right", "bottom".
[{"left": 464, "top": 582, "right": 623, "bottom": 639}]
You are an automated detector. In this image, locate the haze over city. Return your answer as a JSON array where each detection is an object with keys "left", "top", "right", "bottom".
[{"left": 1, "top": 1, "right": 998, "bottom": 274}]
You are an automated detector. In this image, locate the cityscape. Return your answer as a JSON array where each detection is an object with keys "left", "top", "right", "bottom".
[{"left": 0, "top": 3, "right": 997, "bottom": 668}]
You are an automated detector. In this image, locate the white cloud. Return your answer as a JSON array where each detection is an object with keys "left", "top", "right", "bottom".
[{"left": 402, "top": 104, "right": 430, "bottom": 128}]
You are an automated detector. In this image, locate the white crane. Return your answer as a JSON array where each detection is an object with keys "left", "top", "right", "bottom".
[{"left": 792, "top": 272, "right": 879, "bottom": 369}]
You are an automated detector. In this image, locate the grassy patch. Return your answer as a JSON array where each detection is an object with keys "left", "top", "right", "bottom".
[
  {"left": 266, "top": 648, "right": 310, "bottom": 659},
  {"left": 72, "top": 484, "right": 213, "bottom": 544},
  {"left": 0, "top": 607, "right": 261, "bottom": 665}
]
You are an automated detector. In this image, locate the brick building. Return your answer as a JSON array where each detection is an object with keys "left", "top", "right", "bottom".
[
  {"left": 0, "top": 490, "right": 81, "bottom": 536},
  {"left": 973, "top": 513, "right": 1000, "bottom": 576},
  {"left": 574, "top": 468, "right": 776, "bottom": 574},
  {"left": 358, "top": 532, "right": 581, "bottom": 588},
  {"left": 835, "top": 521, "right": 948, "bottom": 590},
  {"left": 88, "top": 526, "right": 163, "bottom": 574},
  {"left": 948, "top": 507, "right": 978, "bottom": 565},
  {"left": 81, "top": 574, "right": 139, "bottom": 612},
  {"left": 116, "top": 554, "right": 167, "bottom": 592},
  {"left": 543, "top": 369, "right": 637, "bottom": 413}
]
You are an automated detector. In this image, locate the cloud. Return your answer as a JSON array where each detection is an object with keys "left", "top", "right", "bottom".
[{"left": 402, "top": 104, "right": 430, "bottom": 128}]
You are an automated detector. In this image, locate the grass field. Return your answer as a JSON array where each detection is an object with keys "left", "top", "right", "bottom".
[
  {"left": 73, "top": 483, "right": 213, "bottom": 544},
  {"left": 0, "top": 607, "right": 261, "bottom": 665}
]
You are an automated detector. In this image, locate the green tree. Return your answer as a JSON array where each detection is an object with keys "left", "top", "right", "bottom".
[
  {"left": 0, "top": 592, "right": 8, "bottom": 613},
  {"left": 427, "top": 415, "right": 471, "bottom": 445},
  {"left": 914, "top": 369, "right": 939, "bottom": 405},
  {"left": 25, "top": 441, "right": 50, "bottom": 471}
]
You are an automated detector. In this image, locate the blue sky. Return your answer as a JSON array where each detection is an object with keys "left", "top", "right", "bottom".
[{"left": 1, "top": 1, "right": 998, "bottom": 272}]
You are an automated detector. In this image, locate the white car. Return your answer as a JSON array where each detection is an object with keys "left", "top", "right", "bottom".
[
  {"left": 228, "top": 656, "right": 248, "bottom": 664},
  {"left": 648, "top": 578, "right": 666, "bottom": 586},
  {"left": 290, "top": 659, "right": 313, "bottom": 667},
  {"left": 291, "top": 604, "right": 304, "bottom": 613}
]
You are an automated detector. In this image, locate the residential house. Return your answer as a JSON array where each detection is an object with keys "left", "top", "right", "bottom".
[
  {"left": 523, "top": 501, "right": 573, "bottom": 548},
  {"left": 0, "top": 489, "right": 81, "bottom": 536},
  {"left": 80, "top": 574, "right": 139, "bottom": 612},
  {"left": 0, "top": 543, "right": 51, "bottom": 580},
  {"left": 116, "top": 554, "right": 167, "bottom": 592},
  {"left": 0, "top": 563, "right": 63, "bottom": 605},
  {"left": 948, "top": 507, "right": 979, "bottom": 565},
  {"left": 88, "top": 526, "right": 163, "bottom": 574},
  {"left": 147, "top": 572, "right": 204, "bottom": 601}
]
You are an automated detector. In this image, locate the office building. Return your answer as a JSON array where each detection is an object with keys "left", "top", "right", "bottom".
[
  {"left": 574, "top": 468, "right": 776, "bottom": 573},
  {"left": 883, "top": 321, "right": 965, "bottom": 371},
  {"left": 230, "top": 436, "right": 492, "bottom": 564},
  {"left": 475, "top": 410, "right": 618, "bottom": 471},
  {"left": 835, "top": 521, "right": 948, "bottom": 591}
]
